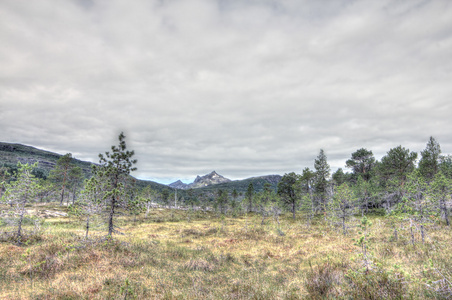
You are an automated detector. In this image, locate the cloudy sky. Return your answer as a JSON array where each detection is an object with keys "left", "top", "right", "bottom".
[{"left": 1, "top": 0, "right": 451, "bottom": 184}]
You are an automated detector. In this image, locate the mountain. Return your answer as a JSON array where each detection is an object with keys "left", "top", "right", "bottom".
[
  {"left": 0, "top": 142, "right": 169, "bottom": 192},
  {"left": 168, "top": 180, "right": 189, "bottom": 189},
  {"left": 190, "top": 171, "right": 231, "bottom": 188},
  {"left": 195, "top": 174, "right": 282, "bottom": 195},
  {"left": 169, "top": 171, "right": 231, "bottom": 190},
  {"left": 0, "top": 142, "right": 282, "bottom": 195}
]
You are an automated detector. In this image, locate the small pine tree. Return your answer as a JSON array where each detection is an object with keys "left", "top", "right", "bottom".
[
  {"left": 93, "top": 132, "right": 137, "bottom": 237},
  {"left": 77, "top": 175, "right": 104, "bottom": 239},
  {"left": 245, "top": 183, "right": 255, "bottom": 213},
  {"left": 400, "top": 170, "right": 432, "bottom": 243},
  {"left": 430, "top": 172, "right": 450, "bottom": 226},
  {"left": 2, "top": 163, "right": 42, "bottom": 244},
  {"left": 48, "top": 153, "right": 75, "bottom": 205},
  {"left": 329, "top": 183, "right": 356, "bottom": 235},
  {"left": 354, "top": 216, "right": 373, "bottom": 272}
]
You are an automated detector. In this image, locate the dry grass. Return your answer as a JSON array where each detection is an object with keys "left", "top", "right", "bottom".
[{"left": 0, "top": 203, "right": 451, "bottom": 299}]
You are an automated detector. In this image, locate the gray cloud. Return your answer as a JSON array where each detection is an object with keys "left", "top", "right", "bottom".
[{"left": 1, "top": 0, "right": 451, "bottom": 183}]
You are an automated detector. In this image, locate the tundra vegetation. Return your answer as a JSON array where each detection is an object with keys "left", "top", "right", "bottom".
[{"left": 0, "top": 135, "right": 451, "bottom": 299}]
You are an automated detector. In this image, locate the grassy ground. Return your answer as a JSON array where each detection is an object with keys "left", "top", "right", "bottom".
[{"left": 0, "top": 204, "right": 451, "bottom": 299}]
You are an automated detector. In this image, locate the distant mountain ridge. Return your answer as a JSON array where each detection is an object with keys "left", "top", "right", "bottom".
[
  {"left": 1, "top": 142, "right": 283, "bottom": 194},
  {"left": 194, "top": 174, "right": 282, "bottom": 195},
  {"left": 169, "top": 172, "right": 282, "bottom": 194},
  {"left": 169, "top": 171, "right": 231, "bottom": 189}
]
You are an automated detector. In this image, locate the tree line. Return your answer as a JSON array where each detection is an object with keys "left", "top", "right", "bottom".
[{"left": 1, "top": 134, "right": 451, "bottom": 244}]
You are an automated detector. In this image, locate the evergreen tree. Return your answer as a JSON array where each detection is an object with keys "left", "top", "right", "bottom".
[
  {"left": 430, "top": 172, "right": 450, "bottom": 226},
  {"left": 400, "top": 170, "right": 431, "bottom": 243},
  {"left": 139, "top": 185, "right": 159, "bottom": 218},
  {"left": 49, "top": 153, "right": 75, "bottom": 205},
  {"left": 2, "top": 163, "right": 42, "bottom": 244},
  {"left": 0, "top": 166, "right": 10, "bottom": 199},
  {"left": 277, "top": 172, "right": 299, "bottom": 220},
  {"left": 418, "top": 136, "right": 441, "bottom": 181},
  {"left": 439, "top": 155, "right": 452, "bottom": 179},
  {"left": 314, "top": 149, "right": 330, "bottom": 211},
  {"left": 256, "top": 183, "right": 274, "bottom": 225},
  {"left": 329, "top": 183, "right": 356, "bottom": 235},
  {"left": 161, "top": 189, "right": 170, "bottom": 206},
  {"left": 68, "top": 166, "right": 84, "bottom": 205},
  {"left": 216, "top": 189, "right": 228, "bottom": 215},
  {"left": 245, "top": 183, "right": 254, "bottom": 213},
  {"left": 355, "top": 175, "right": 370, "bottom": 215},
  {"left": 346, "top": 148, "right": 375, "bottom": 181},
  {"left": 378, "top": 145, "right": 417, "bottom": 185},
  {"left": 332, "top": 168, "right": 348, "bottom": 186},
  {"left": 300, "top": 168, "right": 316, "bottom": 223},
  {"left": 77, "top": 175, "right": 104, "bottom": 239},
  {"left": 93, "top": 132, "right": 137, "bottom": 236},
  {"left": 376, "top": 146, "right": 417, "bottom": 209}
]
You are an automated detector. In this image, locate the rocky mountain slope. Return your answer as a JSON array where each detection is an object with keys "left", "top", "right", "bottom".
[
  {"left": 169, "top": 171, "right": 282, "bottom": 195},
  {"left": 169, "top": 171, "right": 231, "bottom": 189}
]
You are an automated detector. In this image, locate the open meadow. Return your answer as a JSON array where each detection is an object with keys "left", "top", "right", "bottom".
[{"left": 1, "top": 204, "right": 451, "bottom": 299}]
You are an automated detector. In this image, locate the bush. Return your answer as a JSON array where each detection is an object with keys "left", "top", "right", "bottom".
[
  {"left": 304, "top": 262, "right": 340, "bottom": 299},
  {"left": 345, "top": 267, "right": 406, "bottom": 299}
]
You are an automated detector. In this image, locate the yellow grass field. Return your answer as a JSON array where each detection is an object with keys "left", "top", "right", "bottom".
[{"left": 0, "top": 204, "right": 451, "bottom": 299}]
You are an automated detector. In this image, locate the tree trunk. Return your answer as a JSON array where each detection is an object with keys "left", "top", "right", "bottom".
[
  {"left": 60, "top": 166, "right": 68, "bottom": 205},
  {"left": 292, "top": 202, "right": 296, "bottom": 220},
  {"left": 17, "top": 208, "right": 25, "bottom": 245},
  {"left": 342, "top": 217, "right": 346, "bottom": 236},
  {"left": 85, "top": 215, "right": 90, "bottom": 239},
  {"left": 441, "top": 199, "right": 450, "bottom": 226},
  {"left": 108, "top": 196, "right": 116, "bottom": 236},
  {"left": 420, "top": 224, "right": 425, "bottom": 244}
]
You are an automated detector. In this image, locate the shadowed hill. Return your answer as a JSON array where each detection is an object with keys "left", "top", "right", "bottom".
[{"left": 0, "top": 142, "right": 168, "bottom": 192}]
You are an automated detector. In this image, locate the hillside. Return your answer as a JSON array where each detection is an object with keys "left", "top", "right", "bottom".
[
  {"left": 0, "top": 142, "right": 93, "bottom": 178},
  {"left": 0, "top": 142, "right": 168, "bottom": 192},
  {"left": 0, "top": 142, "right": 281, "bottom": 195},
  {"left": 194, "top": 174, "right": 282, "bottom": 195}
]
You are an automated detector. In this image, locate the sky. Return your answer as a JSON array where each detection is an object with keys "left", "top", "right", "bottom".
[{"left": 1, "top": 0, "right": 452, "bottom": 184}]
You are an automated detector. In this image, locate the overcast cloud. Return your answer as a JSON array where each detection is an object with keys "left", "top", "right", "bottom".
[{"left": 1, "top": 0, "right": 451, "bottom": 184}]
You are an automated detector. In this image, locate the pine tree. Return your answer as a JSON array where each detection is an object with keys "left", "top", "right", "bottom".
[
  {"left": 430, "top": 172, "right": 450, "bottom": 226},
  {"left": 68, "top": 166, "right": 84, "bottom": 205},
  {"left": 0, "top": 166, "right": 10, "bottom": 199},
  {"left": 346, "top": 148, "right": 375, "bottom": 181},
  {"left": 401, "top": 170, "right": 431, "bottom": 243},
  {"left": 329, "top": 183, "right": 356, "bottom": 235},
  {"left": 2, "top": 163, "right": 41, "bottom": 244},
  {"left": 78, "top": 175, "right": 104, "bottom": 239},
  {"left": 314, "top": 149, "right": 330, "bottom": 212},
  {"left": 49, "top": 153, "right": 75, "bottom": 205},
  {"left": 216, "top": 189, "right": 228, "bottom": 215},
  {"left": 93, "top": 132, "right": 137, "bottom": 236},
  {"left": 355, "top": 176, "right": 370, "bottom": 215},
  {"left": 277, "top": 172, "right": 299, "bottom": 220},
  {"left": 419, "top": 137, "right": 441, "bottom": 181},
  {"left": 300, "top": 168, "right": 316, "bottom": 225},
  {"left": 245, "top": 183, "right": 254, "bottom": 213}
]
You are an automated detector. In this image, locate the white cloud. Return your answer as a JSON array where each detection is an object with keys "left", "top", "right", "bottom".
[{"left": 1, "top": 0, "right": 451, "bottom": 183}]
